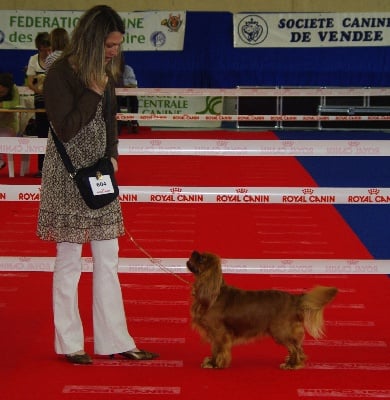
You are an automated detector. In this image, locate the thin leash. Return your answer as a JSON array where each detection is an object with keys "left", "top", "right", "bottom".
[{"left": 125, "top": 227, "right": 191, "bottom": 285}]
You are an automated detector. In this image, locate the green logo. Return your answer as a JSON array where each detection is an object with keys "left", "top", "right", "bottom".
[{"left": 196, "top": 96, "right": 223, "bottom": 115}]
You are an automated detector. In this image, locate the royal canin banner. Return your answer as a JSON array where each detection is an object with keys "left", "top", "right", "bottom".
[
  {"left": 2, "top": 185, "right": 390, "bottom": 205},
  {"left": 0, "top": 256, "right": 388, "bottom": 274},
  {"left": 234, "top": 12, "right": 390, "bottom": 47},
  {"left": 0, "top": 10, "right": 185, "bottom": 50},
  {"left": 2, "top": 138, "right": 390, "bottom": 157}
]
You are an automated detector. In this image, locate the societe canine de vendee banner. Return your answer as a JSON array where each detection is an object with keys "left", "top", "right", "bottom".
[
  {"left": 0, "top": 10, "right": 186, "bottom": 51},
  {"left": 234, "top": 12, "right": 390, "bottom": 47}
]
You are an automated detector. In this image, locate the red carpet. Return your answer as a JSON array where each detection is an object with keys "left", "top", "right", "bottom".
[
  {"left": 1, "top": 272, "right": 389, "bottom": 399},
  {"left": 1, "top": 130, "right": 389, "bottom": 399},
  {"left": 0, "top": 130, "right": 372, "bottom": 259}
]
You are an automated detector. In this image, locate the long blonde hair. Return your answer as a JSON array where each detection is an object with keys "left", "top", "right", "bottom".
[{"left": 62, "top": 5, "right": 125, "bottom": 88}]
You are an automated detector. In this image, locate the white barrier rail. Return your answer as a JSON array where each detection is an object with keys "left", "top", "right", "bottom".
[
  {"left": 0, "top": 256, "right": 387, "bottom": 274},
  {"left": 17, "top": 85, "right": 390, "bottom": 98},
  {"left": 2, "top": 185, "right": 390, "bottom": 204},
  {"left": 115, "top": 87, "right": 390, "bottom": 97},
  {"left": 18, "top": 86, "right": 390, "bottom": 97},
  {"left": 117, "top": 113, "right": 390, "bottom": 122},
  {"left": 2, "top": 137, "right": 390, "bottom": 156}
]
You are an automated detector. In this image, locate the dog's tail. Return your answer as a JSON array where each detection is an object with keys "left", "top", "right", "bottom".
[{"left": 302, "top": 286, "right": 338, "bottom": 339}]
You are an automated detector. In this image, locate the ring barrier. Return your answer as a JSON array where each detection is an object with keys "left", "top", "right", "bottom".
[
  {"left": 117, "top": 113, "right": 390, "bottom": 123},
  {"left": 2, "top": 185, "right": 390, "bottom": 204},
  {"left": 23, "top": 86, "right": 389, "bottom": 97},
  {"left": 115, "top": 87, "right": 390, "bottom": 97},
  {"left": 16, "top": 86, "right": 389, "bottom": 96},
  {"left": 0, "top": 256, "right": 387, "bottom": 274},
  {"left": 2, "top": 137, "right": 390, "bottom": 156},
  {"left": 2, "top": 87, "right": 390, "bottom": 273},
  {"left": 12, "top": 87, "right": 390, "bottom": 126}
]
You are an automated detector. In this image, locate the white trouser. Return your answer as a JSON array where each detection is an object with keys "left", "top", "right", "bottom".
[{"left": 53, "top": 239, "right": 136, "bottom": 355}]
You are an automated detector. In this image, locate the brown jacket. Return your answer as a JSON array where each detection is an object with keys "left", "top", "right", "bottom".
[{"left": 43, "top": 58, "right": 119, "bottom": 159}]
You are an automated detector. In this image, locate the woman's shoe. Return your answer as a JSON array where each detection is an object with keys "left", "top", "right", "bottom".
[
  {"left": 109, "top": 349, "right": 159, "bottom": 360},
  {"left": 65, "top": 352, "right": 93, "bottom": 364}
]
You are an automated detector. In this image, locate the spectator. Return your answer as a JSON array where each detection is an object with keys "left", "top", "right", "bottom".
[
  {"left": 45, "top": 28, "right": 70, "bottom": 70},
  {"left": 26, "top": 32, "right": 51, "bottom": 178},
  {"left": 117, "top": 55, "right": 139, "bottom": 133},
  {"left": 0, "top": 73, "right": 20, "bottom": 169}
]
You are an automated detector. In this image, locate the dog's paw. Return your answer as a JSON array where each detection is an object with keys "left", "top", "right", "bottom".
[
  {"left": 201, "top": 356, "right": 217, "bottom": 368},
  {"left": 280, "top": 361, "right": 305, "bottom": 370}
]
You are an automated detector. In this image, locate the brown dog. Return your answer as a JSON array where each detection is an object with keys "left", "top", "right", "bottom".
[{"left": 186, "top": 251, "right": 338, "bottom": 369}]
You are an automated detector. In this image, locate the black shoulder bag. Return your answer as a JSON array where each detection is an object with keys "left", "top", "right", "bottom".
[{"left": 49, "top": 90, "right": 119, "bottom": 210}]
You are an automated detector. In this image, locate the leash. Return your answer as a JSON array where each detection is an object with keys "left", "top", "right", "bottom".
[{"left": 125, "top": 227, "right": 191, "bottom": 285}]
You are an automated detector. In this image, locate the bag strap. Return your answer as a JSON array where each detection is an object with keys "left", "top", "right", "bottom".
[
  {"left": 105, "top": 85, "right": 111, "bottom": 149},
  {"left": 50, "top": 84, "right": 111, "bottom": 177},
  {"left": 49, "top": 123, "right": 77, "bottom": 178}
]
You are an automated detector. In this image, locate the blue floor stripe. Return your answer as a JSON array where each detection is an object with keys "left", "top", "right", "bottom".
[{"left": 276, "top": 130, "right": 390, "bottom": 259}]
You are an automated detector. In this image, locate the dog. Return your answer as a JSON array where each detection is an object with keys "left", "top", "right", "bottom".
[
  {"left": 186, "top": 250, "right": 338, "bottom": 369},
  {"left": 33, "top": 74, "right": 45, "bottom": 93}
]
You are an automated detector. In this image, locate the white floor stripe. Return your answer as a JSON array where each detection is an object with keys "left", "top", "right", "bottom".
[
  {"left": 62, "top": 385, "right": 181, "bottom": 395},
  {"left": 272, "top": 287, "right": 356, "bottom": 293},
  {"left": 305, "top": 363, "right": 390, "bottom": 371},
  {"left": 136, "top": 337, "right": 186, "bottom": 344},
  {"left": 85, "top": 336, "right": 186, "bottom": 344},
  {"left": 305, "top": 340, "right": 387, "bottom": 348},
  {"left": 0, "top": 287, "right": 18, "bottom": 292},
  {"left": 121, "top": 283, "right": 188, "bottom": 290},
  {"left": 0, "top": 272, "right": 30, "bottom": 277},
  {"left": 91, "top": 359, "right": 183, "bottom": 368},
  {"left": 330, "top": 303, "right": 366, "bottom": 309},
  {"left": 124, "top": 299, "right": 189, "bottom": 306},
  {"left": 297, "top": 389, "right": 390, "bottom": 398},
  {"left": 306, "top": 362, "right": 390, "bottom": 371},
  {"left": 326, "top": 321, "right": 375, "bottom": 327},
  {"left": 128, "top": 316, "right": 188, "bottom": 324}
]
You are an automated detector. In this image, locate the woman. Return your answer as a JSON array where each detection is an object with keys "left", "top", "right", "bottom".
[
  {"left": 116, "top": 54, "right": 140, "bottom": 133},
  {"left": 45, "top": 27, "right": 70, "bottom": 70},
  {"left": 37, "top": 5, "right": 158, "bottom": 365},
  {"left": 26, "top": 31, "right": 51, "bottom": 177},
  {"left": 0, "top": 73, "right": 20, "bottom": 169}
]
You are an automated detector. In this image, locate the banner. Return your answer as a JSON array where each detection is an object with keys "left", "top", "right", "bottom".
[
  {"left": 136, "top": 95, "right": 223, "bottom": 127},
  {"left": 2, "top": 137, "right": 390, "bottom": 156},
  {"left": 0, "top": 256, "right": 388, "bottom": 274},
  {"left": 0, "top": 10, "right": 186, "bottom": 50},
  {"left": 2, "top": 184, "right": 390, "bottom": 205},
  {"left": 234, "top": 12, "right": 390, "bottom": 48}
]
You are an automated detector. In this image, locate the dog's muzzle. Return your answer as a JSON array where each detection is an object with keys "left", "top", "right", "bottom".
[{"left": 186, "top": 260, "right": 199, "bottom": 274}]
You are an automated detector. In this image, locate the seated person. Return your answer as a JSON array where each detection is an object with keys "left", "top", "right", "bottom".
[
  {"left": 26, "top": 31, "right": 51, "bottom": 177},
  {"left": 0, "top": 73, "right": 20, "bottom": 169},
  {"left": 117, "top": 56, "right": 139, "bottom": 133}
]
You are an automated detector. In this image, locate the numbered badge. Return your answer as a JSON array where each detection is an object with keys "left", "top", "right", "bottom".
[{"left": 89, "top": 174, "right": 115, "bottom": 195}]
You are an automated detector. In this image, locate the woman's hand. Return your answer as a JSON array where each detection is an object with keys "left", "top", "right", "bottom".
[{"left": 111, "top": 157, "right": 118, "bottom": 173}]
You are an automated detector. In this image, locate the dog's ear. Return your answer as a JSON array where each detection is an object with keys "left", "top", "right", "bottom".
[
  {"left": 191, "top": 250, "right": 200, "bottom": 258},
  {"left": 194, "top": 254, "right": 223, "bottom": 309}
]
